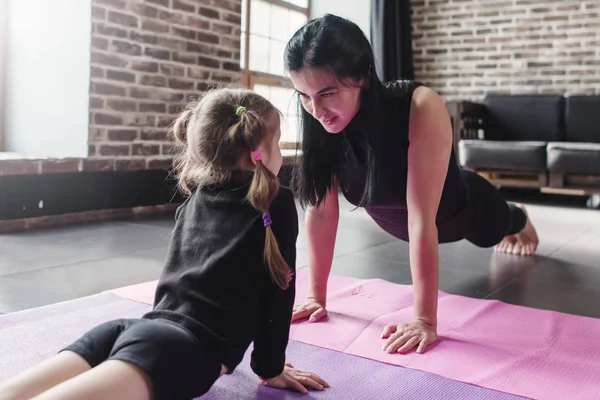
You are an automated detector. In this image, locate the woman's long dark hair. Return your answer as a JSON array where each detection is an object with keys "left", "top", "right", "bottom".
[{"left": 284, "top": 14, "right": 386, "bottom": 208}]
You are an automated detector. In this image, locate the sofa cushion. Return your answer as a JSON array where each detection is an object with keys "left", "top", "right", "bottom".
[
  {"left": 565, "top": 96, "right": 600, "bottom": 143},
  {"left": 458, "top": 139, "right": 548, "bottom": 171},
  {"left": 547, "top": 142, "right": 600, "bottom": 174},
  {"left": 483, "top": 95, "right": 564, "bottom": 142}
]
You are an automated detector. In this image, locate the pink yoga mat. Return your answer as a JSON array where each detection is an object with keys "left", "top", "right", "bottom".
[{"left": 110, "top": 270, "right": 600, "bottom": 400}]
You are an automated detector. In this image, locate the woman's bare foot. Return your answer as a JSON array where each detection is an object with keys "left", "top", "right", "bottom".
[{"left": 494, "top": 204, "right": 539, "bottom": 256}]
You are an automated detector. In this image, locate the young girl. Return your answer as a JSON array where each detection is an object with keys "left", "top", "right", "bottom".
[{"left": 0, "top": 88, "right": 328, "bottom": 400}]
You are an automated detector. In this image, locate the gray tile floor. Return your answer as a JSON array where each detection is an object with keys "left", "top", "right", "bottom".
[{"left": 1, "top": 193, "right": 599, "bottom": 320}]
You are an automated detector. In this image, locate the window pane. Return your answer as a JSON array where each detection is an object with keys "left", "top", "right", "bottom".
[
  {"left": 269, "top": 40, "right": 286, "bottom": 76},
  {"left": 270, "top": 6, "right": 289, "bottom": 42},
  {"left": 241, "top": 0, "right": 248, "bottom": 33},
  {"left": 248, "top": 34, "right": 270, "bottom": 73},
  {"left": 253, "top": 84, "right": 299, "bottom": 142},
  {"left": 249, "top": 0, "right": 270, "bottom": 38},
  {"left": 288, "top": 9, "right": 308, "bottom": 38},
  {"left": 282, "top": 0, "right": 308, "bottom": 8},
  {"left": 240, "top": 33, "right": 246, "bottom": 69}
]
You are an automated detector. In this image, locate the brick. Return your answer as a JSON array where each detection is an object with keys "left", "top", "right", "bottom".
[
  {"left": 222, "top": 12, "right": 241, "bottom": 25},
  {"left": 89, "top": 144, "right": 97, "bottom": 156},
  {"left": 82, "top": 159, "right": 115, "bottom": 172},
  {"left": 108, "top": 129, "right": 138, "bottom": 141},
  {"left": 146, "top": 0, "right": 170, "bottom": 7},
  {"left": 218, "top": 0, "right": 241, "bottom": 13},
  {"left": 131, "top": 4, "right": 159, "bottom": 18},
  {"left": 142, "top": 20, "right": 170, "bottom": 33},
  {"left": 145, "top": 47, "right": 171, "bottom": 60},
  {"left": 116, "top": 159, "right": 147, "bottom": 170},
  {"left": 96, "top": 0, "right": 126, "bottom": 8},
  {"left": 107, "top": 69, "right": 136, "bottom": 83},
  {"left": 139, "top": 102, "right": 167, "bottom": 113},
  {"left": 148, "top": 158, "right": 174, "bottom": 170},
  {"left": 108, "top": 11, "right": 139, "bottom": 28},
  {"left": 158, "top": 116, "right": 175, "bottom": 128},
  {"left": 197, "top": 31, "right": 219, "bottom": 44},
  {"left": 123, "top": 115, "right": 157, "bottom": 127},
  {"left": 95, "top": 23, "right": 128, "bottom": 38},
  {"left": 132, "top": 61, "right": 159, "bottom": 73},
  {"left": 212, "top": 22, "right": 233, "bottom": 35},
  {"left": 173, "top": 52, "right": 197, "bottom": 64},
  {"left": 187, "top": 16, "right": 210, "bottom": 30},
  {"left": 142, "top": 129, "right": 169, "bottom": 141},
  {"left": 220, "top": 37, "right": 240, "bottom": 49},
  {"left": 130, "top": 87, "right": 154, "bottom": 99},
  {"left": 91, "top": 37, "right": 109, "bottom": 50},
  {"left": 0, "top": 160, "right": 41, "bottom": 175},
  {"left": 199, "top": 7, "right": 219, "bottom": 19},
  {"left": 91, "top": 66, "right": 105, "bottom": 78},
  {"left": 133, "top": 143, "right": 161, "bottom": 156},
  {"left": 99, "top": 144, "right": 131, "bottom": 156},
  {"left": 90, "top": 97, "right": 105, "bottom": 109},
  {"left": 89, "top": 128, "right": 106, "bottom": 141},
  {"left": 198, "top": 56, "right": 220, "bottom": 68},
  {"left": 91, "top": 52, "right": 128, "bottom": 68},
  {"left": 141, "top": 75, "right": 168, "bottom": 87},
  {"left": 168, "top": 104, "right": 184, "bottom": 114},
  {"left": 92, "top": 6, "right": 107, "bottom": 20},
  {"left": 187, "top": 42, "right": 211, "bottom": 54},
  {"left": 216, "top": 49, "right": 233, "bottom": 59},
  {"left": 158, "top": 37, "right": 187, "bottom": 51},
  {"left": 160, "top": 64, "right": 186, "bottom": 76},
  {"left": 110, "top": 40, "right": 143, "bottom": 56},
  {"left": 107, "top": 99, "right": 138, "bottom": 112},
  {"left": 130, "top": 32, "right": 159, "bottom": 45},
  {"left": 158, "top": 91, "right": 185, "bottom": 102},
  {"left": 173, "top": 27, "right": 197, "bottom": 40},
  {"left": 196, "top": 82, "right": 210, "bottom": 91},
  {"left": 41, "top": 159, "right": 81, "bottom": 174},
  {"left": 92, "top": 82, "right": 127, "bottom": 96},
  {"left": 95, "top": 113, "right": 124, "bottom": 125},
  {"left": 162, "top": 143, "right": 177, "bottom": 155},
  {"left": 173, "top": 0, "right": 195, "bottom": 12},
  {"left": 169, "top": 78, "right": 195, "bottom": 90},
  {"left": 159, "top": 10, "right": 186, "bottom": 24}
]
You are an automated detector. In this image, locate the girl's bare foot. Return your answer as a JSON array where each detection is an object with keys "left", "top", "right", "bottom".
[{"left": 494, "top": 204, "right": 539, "bottom": 256}]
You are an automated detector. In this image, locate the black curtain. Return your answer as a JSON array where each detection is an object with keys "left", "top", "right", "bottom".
[{"left": 370, "top": 0, "right": 415, "bottom": 82}]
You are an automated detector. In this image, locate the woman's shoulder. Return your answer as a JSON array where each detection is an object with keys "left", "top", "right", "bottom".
[{"left": 381, "top": 80, "right": 426, "bottom": 99}]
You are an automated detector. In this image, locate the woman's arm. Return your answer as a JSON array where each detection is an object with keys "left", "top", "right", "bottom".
[
  {"left": 291, "top": 181, "right": 340, "bottom": 322},
  {"left": 406, "top": 87, "right": 452, "bottom": 326},
  {"left": 382, "top": 86, "right": 452, "bottom": 354}
]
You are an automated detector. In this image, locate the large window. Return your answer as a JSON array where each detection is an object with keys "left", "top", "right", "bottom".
[{"left": 240, "top": 0, "right": 310, "bottom": 147}]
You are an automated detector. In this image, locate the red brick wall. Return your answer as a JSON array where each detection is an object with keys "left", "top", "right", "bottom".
[
  {"left": 88, "top": 0, "right": 242, "bottom": 170},
  {"left": 412, "top": 0, "right": 600, "bottom": 101}
]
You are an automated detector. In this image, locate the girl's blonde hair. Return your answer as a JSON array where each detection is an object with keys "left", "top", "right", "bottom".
[{"left": 170, "top": 88, "right": 291, "bottom": 289}]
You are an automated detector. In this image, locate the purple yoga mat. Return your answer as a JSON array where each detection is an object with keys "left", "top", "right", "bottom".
[{"left": 0, "top": 293, "right": 526, "bottom": 399}]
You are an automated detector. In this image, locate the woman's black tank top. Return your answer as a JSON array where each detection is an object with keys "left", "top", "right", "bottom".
[{"left": 337, "top": 80, "right": 474, "bottom": 243}]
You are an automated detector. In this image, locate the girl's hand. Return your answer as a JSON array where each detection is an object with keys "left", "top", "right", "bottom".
[
  {"left": 381, "top": 320, "right": 438, "bottom": 354},
  {"left": 260, "top": 362, "right": 329, "bottom": 394},
  {"left": 291, "top": 298, "right": 327, "bottom": 323}
]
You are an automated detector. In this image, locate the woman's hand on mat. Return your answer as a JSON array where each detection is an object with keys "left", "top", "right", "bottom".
[
  {"left": 291, "top": 297, "right": 327, "bottom": 323},
  {"left": 381, "top": 320, "right": 438, "bottom": 354},
  {"left": 260, "top": 362, "right": 329, "bottom": 394}
]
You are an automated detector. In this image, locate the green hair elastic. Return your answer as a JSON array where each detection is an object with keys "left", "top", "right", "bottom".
[{"left": 235, "top": 106, "right": 246, "bottom": 116}]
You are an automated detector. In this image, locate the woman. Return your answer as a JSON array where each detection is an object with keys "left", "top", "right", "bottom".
[{"left": 285, "top": 14, "right": 539, "bottom": 355}]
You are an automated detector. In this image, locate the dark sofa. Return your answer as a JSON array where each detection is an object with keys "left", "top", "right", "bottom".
[{"left": 447, "top": 94, "right": 600, "bottom": 208}]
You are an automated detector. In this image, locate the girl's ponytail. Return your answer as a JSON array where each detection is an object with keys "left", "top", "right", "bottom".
[{"left": 247, "top": 152, "right": 292, "bottom": 290}]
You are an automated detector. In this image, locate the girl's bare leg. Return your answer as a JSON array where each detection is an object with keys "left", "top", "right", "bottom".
[
  {"left": 31, "top": 359, "right": 153, "bottom": 400},
  {"left": 0, "top": 351, "right": 91, "bottom": 400}
]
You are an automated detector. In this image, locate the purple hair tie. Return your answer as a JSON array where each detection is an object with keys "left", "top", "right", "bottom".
[{"left": 262, "top": 212, "right": 272, "bottom": 227}]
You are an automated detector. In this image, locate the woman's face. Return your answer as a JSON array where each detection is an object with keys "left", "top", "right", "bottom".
[{"left": 290, "top": 67, "right": 363, "bottom": 134}]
